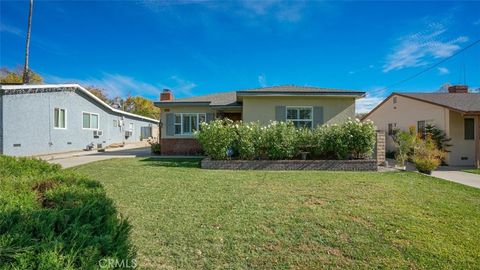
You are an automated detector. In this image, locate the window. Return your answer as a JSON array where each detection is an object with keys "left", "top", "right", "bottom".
[
  {"left": 174, "top": 113, "right": 206, "bottom": 135},
  {"left": 388, "top": 123, "right": 396, "bottom": 135},
  {"left": 393, "top": 97, "right": 397, "bottom": 104},
  {"left": 129, "top": 123, "right": 134, "bottom": 131},
  {"left": 464, "top": 118, "right": 475, "bottom": 140},
  {"left": 82, "top": 112, "right": 99, "bottom": 129},
  {"left": 54, "top": 108, "right": 66, "bottom": 129},
  {"left": 417, "top": 120, "right": 426, "bottom": 137},
  {"left": 286, "top": 107, "right": 313, "bottom": 128},
  {"left": 113, "top": 120, "right": 118, "bottom": 127}
]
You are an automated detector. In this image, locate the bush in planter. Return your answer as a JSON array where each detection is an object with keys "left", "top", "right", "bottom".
[
  {"left": 313, "top": 124, "right": 349, "bottom": 159},
  {"left": 235, "top": 122, "right": 263, "bottom": 160},
  {"left": 263, "top": 121, "right": 298, "bottom": 160},
  {"left": 195, "top": 119, "right": 237, "bottom": 160},
  {"left": 342, "top": 119, "right": 376, "bottom": 159},
  {"left": 413, "top": 136, "right": 444, "bottom": 174},
  {"left": 150, "top": 142, "right": 161, "bottom": 154}
]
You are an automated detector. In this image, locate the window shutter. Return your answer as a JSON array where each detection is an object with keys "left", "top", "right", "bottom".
[
  {"left": 313, "top": 107, "right": 324, "bottom": 127},
  {"left": 166, "top": 113, "right": 174, "bottom": 136},
  {"left": 206, "top": 113, "right": 215, "bottom": 122},
  {"left": 275, "top": 106, "right": 286, "bottom": 122}
]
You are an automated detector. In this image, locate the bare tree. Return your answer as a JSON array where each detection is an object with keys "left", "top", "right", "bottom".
[{"left": 22, "top": 0, "right": 33, "bottom": 84}]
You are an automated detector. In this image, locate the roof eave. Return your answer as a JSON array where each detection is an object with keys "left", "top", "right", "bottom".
[
  {"left": 236, "top": 92, "right": 365, "bottom": 98},
  {"left": 154, "top": 101, "right": 212, "bottom": 107}
]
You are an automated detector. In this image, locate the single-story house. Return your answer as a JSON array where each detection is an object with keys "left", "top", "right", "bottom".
[
  {"left": 362, "top": 85, "right": 480, "bottom": 168},
  {"left": 0, "top": 84, "right": 159, "bottom": 156},
  {"left": 154, "top": 85, "right": 366, "bottom": 155}
]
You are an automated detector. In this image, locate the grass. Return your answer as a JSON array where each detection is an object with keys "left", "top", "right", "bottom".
[
  {"left": 73, "top": 158, "right": 480, "bottom": 269},
  {"left": 0, "top": 156, "right": 134, "bottom": 270},
  {"left": 463, "top": 169, "right": 480, "bottom": 175}
]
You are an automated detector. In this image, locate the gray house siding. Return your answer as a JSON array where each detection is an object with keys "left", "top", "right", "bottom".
[{"left": 1, "top": 89, "right": 157, "bottom": 156}]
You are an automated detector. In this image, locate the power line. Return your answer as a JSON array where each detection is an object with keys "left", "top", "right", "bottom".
[{"left": 380, "top": 38, "right": 480, "bottom": 92}]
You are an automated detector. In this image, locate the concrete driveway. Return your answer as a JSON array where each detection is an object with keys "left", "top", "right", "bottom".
[
  {"left": 47, "top": 146, "right": 151, "bottom": 168},
  {"left": 431, "top": 167, "right": 480, "bottom": 189}
]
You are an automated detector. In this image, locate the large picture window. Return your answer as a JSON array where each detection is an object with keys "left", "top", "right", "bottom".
[
  {"left": 174, "top": 113, "right": 206, "bottom": 135},
  {"left": 286, "top": 107, "right": 313, "bottom": 128},
  {"left": 82, "top": 112, "right": 99, "bottom": 129},
  {"left": 53, "top": 108, "right": 66, "bottom": 129}
]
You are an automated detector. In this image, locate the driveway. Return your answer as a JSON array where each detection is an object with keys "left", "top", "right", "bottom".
[
  {"left": 47, "top": 146, "right": 152, "bottom": 168},
  {"left": 431, "top": 167, "right": 480, "bottom": 189}
]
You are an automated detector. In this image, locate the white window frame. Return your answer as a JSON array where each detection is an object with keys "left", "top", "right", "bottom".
[
  {"left": 82, "top": 112, "right": 100, "bottom": 130},
  {"left": 53, "top": 108, "right": 67, "bottom": 129},
  {"left": 387, "top": 123, "right": 396, "bottom": 136},
  {"left": 286, "top": 106, "right": 313, "bottom": 128},
  {"left": 113, "top": 119, "right": 118, "bottom": 127},
  {"left": 129, "top": 123, "right": 134, "bottom": 131},
  {"left": 174, "top": 113, "right": 206, "bottom": 135}
]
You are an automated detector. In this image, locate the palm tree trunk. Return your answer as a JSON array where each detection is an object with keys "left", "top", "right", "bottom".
[{"left": 22, "top": 0, "right": 33, "bottom": 84}]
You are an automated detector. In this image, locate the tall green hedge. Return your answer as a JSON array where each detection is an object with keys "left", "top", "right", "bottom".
[
  {"left": 195, "top": 119, "right": 376, "bottom": 160},
  {"left": 0, "top": 156, "right": 135, "bottom": 269}
]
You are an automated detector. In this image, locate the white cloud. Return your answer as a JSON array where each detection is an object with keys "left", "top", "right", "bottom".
[
  {"left": 437, "top": 67, "right": 449, "bottom": 75},
  {"left": 0, "top": 23, "right": 23, "bottom": 37},
  {"left": 356, "top": 96, "right": 384, "bottom": 114},
  {"left": 258, "top": 74, "right": 267, "bottom": 87},
  {"left": 44, "top": 73, "right": 196, "bottom": 99},
  {"left": 383, "top": 22, "right": 468, "bottom": 72}
]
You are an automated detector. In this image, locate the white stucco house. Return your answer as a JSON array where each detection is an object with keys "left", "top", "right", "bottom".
[{"left": 363, "top": 85, "right": 480, "bottom": 167}]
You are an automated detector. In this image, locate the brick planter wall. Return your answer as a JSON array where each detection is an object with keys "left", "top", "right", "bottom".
[
  {"left": 375, "top": 131, "right": 386, "bottom": 165},
  {"left": 201, "top": 158, "right": 377, "bottom": 171},
  {"left": 160, "top": 138, "right": 203, "bottom": 155}
]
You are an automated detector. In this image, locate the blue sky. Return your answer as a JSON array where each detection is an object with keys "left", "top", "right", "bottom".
[{"left": 1, "top": 0, "right": 479, "bottom": 112}]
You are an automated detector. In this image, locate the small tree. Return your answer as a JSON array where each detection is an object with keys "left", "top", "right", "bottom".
[{"left": 392, "top": 128, "right": 416, "bottom": 167}]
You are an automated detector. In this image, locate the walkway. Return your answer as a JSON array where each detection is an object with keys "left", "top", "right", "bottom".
[{"left": 431, "top": 167, "right": 480, "bottom": 189}]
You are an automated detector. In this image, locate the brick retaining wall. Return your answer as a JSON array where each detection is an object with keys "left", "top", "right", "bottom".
[{"left": 201, "top": 158, "right": 377, "bottom": 171}]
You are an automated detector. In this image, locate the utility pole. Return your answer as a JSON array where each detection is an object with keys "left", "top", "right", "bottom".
[{"left": 23, "top": 0, "right": 33, "bottom": 84}]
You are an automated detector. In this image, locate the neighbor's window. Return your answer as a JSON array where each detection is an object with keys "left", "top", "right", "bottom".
[
  {"left": 53, "top": 108, "right": 66, "bottom": 129},
  {"left": 393, "top": 96, "right": 397, "bottom": 104},
  {"left": 174, "top": 113, "right": 206, "bottom": 135},
  {"left": 286, "top": 107, "right": 313, "bottom": 128},
  {"left": 113, "top": 120, "right": 118, "bottom": 127},
  {"left": 82, "top": 112, "right": 99, "bottom": 129},
  {"left": 417, "top": 120, "right": 426, "bottom": 137},
  {"left": 129, "top": 123, "right": 134, "bottom": 131},
  {"left": 388, "top": 123, "right": 396, "bottom": 135},
  {"left": 464, "top": 118, "right": 474, "bottom": 140}
]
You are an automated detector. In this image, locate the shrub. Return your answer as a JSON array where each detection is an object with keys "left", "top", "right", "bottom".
[
  {"left": 413, "top": 136, "right": 444, "bottom": 174},
  {"left": 150, "top": 142, "right": 161, "bottom": 154},
  {"left": 235, "top": 122, "right": 263, "bottom": 160},
  {"left": 0, "top": 156, "right": 135, "bottom": 269},
  {"left": 342, "top": 119, "right": 376, "bottom": 159},
  {"left": 195, "top": 119, "right": 237, "bottom": 160},
  {"left": 392, "top": 128, "right": 416, "bottom": 167},
  {"left": 195, "top": 119, "right": 376, "bottom": 160},
  {"left": 263, "top": 121, "right": 298, "bottom": 160}
]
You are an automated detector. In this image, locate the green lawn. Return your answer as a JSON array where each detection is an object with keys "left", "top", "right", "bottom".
[
  {"left": 73, "top": 158, "right": 480, "bottom": 269},
  {"left": 463, "top": 169, "right": 480, "bottom": 175}
]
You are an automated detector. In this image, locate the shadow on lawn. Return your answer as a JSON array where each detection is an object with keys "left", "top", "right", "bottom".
[{"left": 139, "top": 157, "right": 202, "bottom": 168}]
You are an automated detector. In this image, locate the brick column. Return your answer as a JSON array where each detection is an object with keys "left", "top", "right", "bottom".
[{"left": 375, "top": 131, "right": 386, "bottom": 166}]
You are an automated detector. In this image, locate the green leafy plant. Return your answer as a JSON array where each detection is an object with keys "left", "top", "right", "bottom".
[
  {"left": 413, "top": 136, "right": 445, "bottom": 174},
  {"left": 425, "top": 124, "right": 452, "bottom": 165},
  {"left": 235, "top": 121, "right": 263, "bottom": 160},
  {"left": 0, "top": 156, "right": 135, "bottom": 269},
  {"left": 195, "top": 119, "right": 237, "bottom": 160},
  {"left": 263, "top": 121, "right": 298, "bottom": 160},
  {"left": 150, "top": 142, "right": 161, "bottom": 154},
  {"left": 392, "top": 128, "right": 416, "bottom": 167}
]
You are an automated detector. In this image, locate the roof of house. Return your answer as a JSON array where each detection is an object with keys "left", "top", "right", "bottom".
[
  {"left": 398, "top": 93, "right": 480, "bottom": 112},
  {"left": 0, "top": 84, "right": 159, "bottom": 122},
  {"left": 362, "top": 92, "right": 480, "bottom": 120},
  {"left": 156, "top": 85, "right": 365, "bottom": 107}
]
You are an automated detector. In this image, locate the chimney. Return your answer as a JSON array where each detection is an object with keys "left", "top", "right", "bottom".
[
  {"left": 448, "top": 85, "right": 468, "bottom": 93},
  {"left": 160, "top": 89, "right": 173, "bottom": 101}
]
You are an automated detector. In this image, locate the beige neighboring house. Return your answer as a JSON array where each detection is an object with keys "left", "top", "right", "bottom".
[
  {"left": 154, "top": 85, "right": 365, "bottom": 155},
  {"left": 363, "top": 85, "right": 480, "bottom": 168}
]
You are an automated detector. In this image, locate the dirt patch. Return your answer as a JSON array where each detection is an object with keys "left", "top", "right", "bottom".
[{"left": 32, "top": 180, "right": 57, "bottom": 208}]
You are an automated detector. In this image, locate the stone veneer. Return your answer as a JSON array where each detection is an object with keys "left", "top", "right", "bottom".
[
  {"left": 201, "top": 159, "right": 377, "bottom": 171},
  {"left": 375, "top": 131, "right": 386, "bottom": 166}
]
